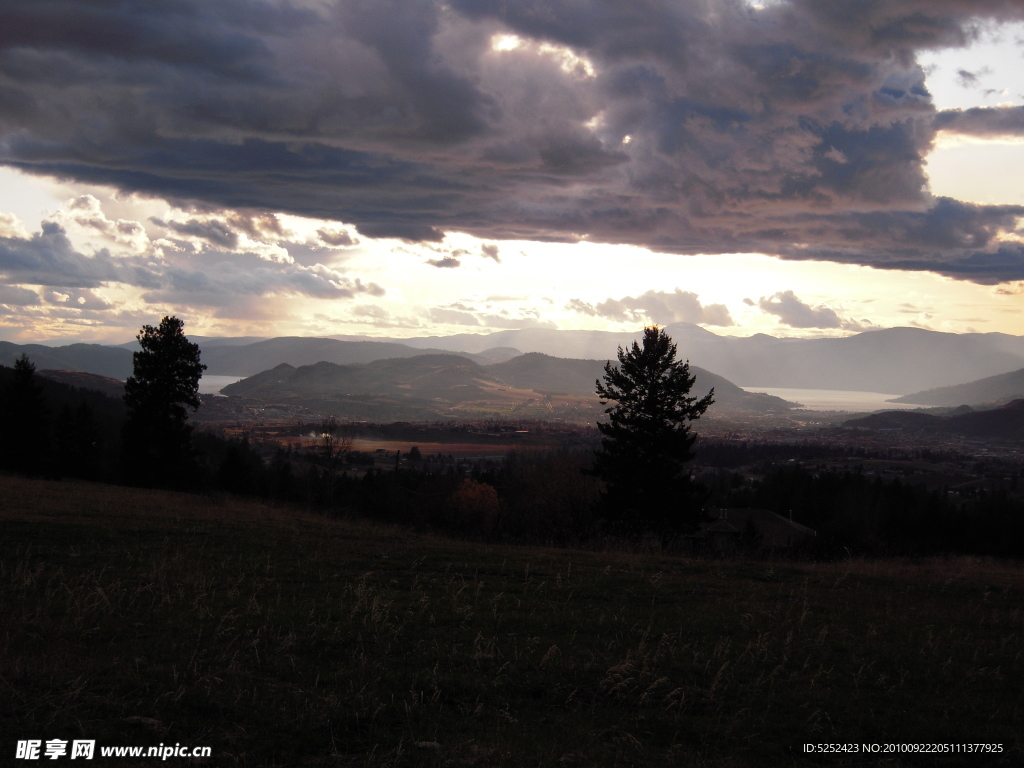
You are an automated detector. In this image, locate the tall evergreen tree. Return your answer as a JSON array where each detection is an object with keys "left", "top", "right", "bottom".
[
  {"left": 122, "top": 316, "right": 206, "bottom": 487},
  {"left": 0, "top": 354, "right": 50, "bottom": 475},
  {"left": 593, "top": 326, "right": 714, "bottom": 536}
]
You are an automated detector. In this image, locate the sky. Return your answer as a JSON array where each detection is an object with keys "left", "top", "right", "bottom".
[{"left": 2, "top": 0, "right": 1024, "bottom": 344}]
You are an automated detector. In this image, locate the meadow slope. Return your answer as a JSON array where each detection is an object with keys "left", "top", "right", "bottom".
[{"left": 1, "top": 475, "right": 1022, "bottom": 767}]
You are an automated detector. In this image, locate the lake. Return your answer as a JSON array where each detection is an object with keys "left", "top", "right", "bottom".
[
  {"left": 198, "top": 375, "right": 244, "bottom": 395},
  {"left": 740, "top": 387, "right": 920, "bottom": 412}
]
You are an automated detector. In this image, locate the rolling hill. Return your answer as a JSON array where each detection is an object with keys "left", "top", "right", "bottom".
[
  {"left": 225, "top": 355, "right": 497, "bottom": 401},
  {"left": 222, "top": 352, "right": 795, "bottom": 419},
  {"left": 36, "top": 370, "right": 126, "bottom": 400},
  {"left": 891, "top": 366, "right": 1024, "bottom": 407},
  {"left": 844, "top": 400, "right": 1024, "bottom": 441},
  {"left": 483, "top": 353, "right": 791, "bottom": 411}
]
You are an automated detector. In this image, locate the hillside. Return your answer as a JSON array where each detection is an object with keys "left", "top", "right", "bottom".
[
  {"left": 225, "top": 355, "right": 498, "bottom": 401},
  {"left": 222, "top": 352, "right": 796, "bottom": 418},
  {"left": 2, "top": 475, "right": 1021, "bottom": 766},
  {"left": 37, "top": 369, "right": 125, "bottom": 399},
  {"left": 0, "top": 364, "right": 126, "bottom": 476},
  {"left": 0, "top": 341, "right": 134, "bottom": 380},
  {"left": 220, "top": 354, "right": 542, "bottom": 421},
  {"left": 844, "top": 400, "right": 1024, "bottom": 440},
  {"left": 485, "top": 353, "right": 793, "bottom": 412},
  {"left": 892, "top": 366, "right": 1024, "bottom": 407}
]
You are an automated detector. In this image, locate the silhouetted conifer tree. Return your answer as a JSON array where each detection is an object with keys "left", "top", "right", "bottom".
[
  {"left": 122, "top": 316, "right": 206, "bottom": 488},
  {"left": 0, "top": 354, "right": 50, "bottom": 474},
  {"left": 593, "top": 326, "right": 713, "bottom": 536}
]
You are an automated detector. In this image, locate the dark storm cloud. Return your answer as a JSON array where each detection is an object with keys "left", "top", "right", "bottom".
[
  {"left": 934, "top": 106, "right": 1024, "bottom": 136},
  {"left": 2, "top": 0, "right": 1024, "bottom": 280},
  {"left": 0, "top": 284, "right": 39, "bottom": 305}
]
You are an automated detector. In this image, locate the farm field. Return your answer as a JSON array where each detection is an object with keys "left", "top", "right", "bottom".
[
  {"left": 2, "top": 474, "right": 1022, "bottom": 766},
  {"left": 349, "top": 439, "right": 512, "bottom": 459}
]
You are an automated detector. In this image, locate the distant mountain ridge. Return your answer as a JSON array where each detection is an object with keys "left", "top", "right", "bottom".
[
  {"left": 388, "top": 325, "right": 1024, "bottom": 394},
  {"left": 1, "top": 338, "right": 521, "bottom": 380},
  {"left": 198, "top": 337, "right": 521, "bottom": 375},
  {"left": 0, "top": 342, "right": 135, "bottom": 380},
  {"left": 7, "top": 324, "right": 1024, "bottom": 394}
]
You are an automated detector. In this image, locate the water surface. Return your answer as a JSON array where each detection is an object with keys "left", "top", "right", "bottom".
[
  {"left": 198, "top": 374, "right": 244, "bottom": 395},
  {"left": 741, "top": 387, "right": 919, "bottom": 412}
]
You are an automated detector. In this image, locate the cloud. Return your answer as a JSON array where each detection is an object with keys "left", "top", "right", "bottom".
[
  {"left": 757, "top": 290, "right": 869, "bottom": 330},
  {"left": 956, "top": 68, "right": 984, "bottom": 88},
  {"left": 229, "top": 213, "right": 285, "bottom": 240},
  {"left": 318, "top": 228, "right": 357, "bottom": 247},
  {"left": 0, "top": 218, "right": 384, "bottom": 316},
  {"left": 0, "top": 223, "right": 159, "bottom": 288},
  {"left": 426, "top": 256, "right": 461, "bottom": 268},
  {"left": 934, "top": 106, "right": 1024, "bottom": 137},
  {"left": 0, "top": 212, "right": 28, "bottom": 239},
  {"left": 481, "top": 243, "right": 500, "bottom": 262},
  {"left": 153, "top": 217, "right": 240, "bottom": 249},
  {"left": 145, "top": 254, "right": 385, "bottom": 306},
  {"left": 569, "top": 289, "right": 733, "bottom": 326},
  {"left": 51, "top": 195, "right": 150, "bottom": 251},
  {"left": 2, "top": 1, "right": 1024, "bottom": 280},
  {"left": 0, "top": 285, "right": 39, "bottom": 305}
]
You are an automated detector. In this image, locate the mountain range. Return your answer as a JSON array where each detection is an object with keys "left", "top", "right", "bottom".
[
  {"left": 388, "top": 324, "right": 1024, "bottom": 394},
  {"left": 7, "top": 325, "right": 1024, "bottom": 396}
]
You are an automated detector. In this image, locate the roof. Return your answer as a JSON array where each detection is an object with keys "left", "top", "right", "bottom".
[{"left": 690, "top": 508, "right": 817, "bottom": 548}]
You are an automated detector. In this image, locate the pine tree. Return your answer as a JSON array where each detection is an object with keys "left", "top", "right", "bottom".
[
  {"left": 593, "top": 326, "right": 713, "bottom": 536},
  {"left": 0, "top": 354, "right": 50, "bottom": 474},
  {"left": 122, "top": 316, "right": 206, "bottom": 487}
]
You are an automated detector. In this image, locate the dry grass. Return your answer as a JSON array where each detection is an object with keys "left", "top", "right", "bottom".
[{"left": 1, "top": 474, "right": 1022, "bottom": 767}]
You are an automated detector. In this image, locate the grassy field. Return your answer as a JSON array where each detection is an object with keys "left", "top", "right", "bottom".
[{"left": 2, "top": 475, "right": 1022, "bottom": 767}]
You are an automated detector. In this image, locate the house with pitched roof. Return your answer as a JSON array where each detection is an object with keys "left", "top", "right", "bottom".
[{"left": 687, "top": 508, "right": 816, "bottom": 554}]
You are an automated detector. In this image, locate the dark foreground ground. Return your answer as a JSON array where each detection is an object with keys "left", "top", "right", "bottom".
[{"left": 1, "top": 475, "right": 1022, "bottom": 767}]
